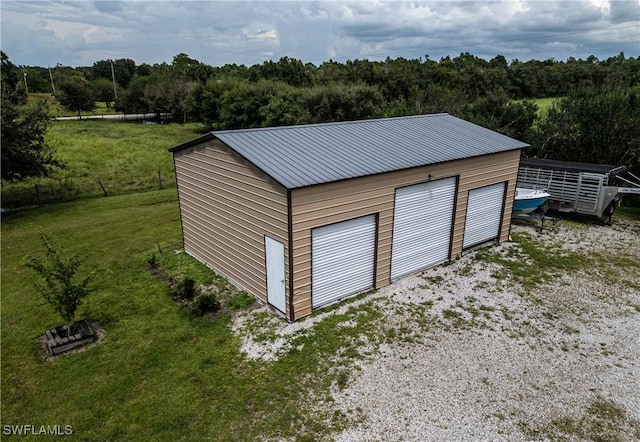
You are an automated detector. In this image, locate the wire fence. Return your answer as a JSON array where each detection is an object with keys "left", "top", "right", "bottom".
[{"left": 1, "top": 170, "right": 175, "bottom": 210}]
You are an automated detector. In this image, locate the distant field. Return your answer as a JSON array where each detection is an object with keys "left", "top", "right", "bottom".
[
  {"left": 531, "top": 97, "right": 562, "bottom": 115},
  {"left": 2, "top": 120, "right": 206, "bottom": 207}
]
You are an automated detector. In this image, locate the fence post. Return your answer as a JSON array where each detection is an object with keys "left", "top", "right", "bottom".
[
  {"left": 98, "top": 180, "right": 108, "bottom": 197},
  {"left": 35, "top": 184, "right": 41, "bottom": 204}
]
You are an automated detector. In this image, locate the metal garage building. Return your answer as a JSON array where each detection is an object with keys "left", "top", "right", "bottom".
[{"left": 169, "top": 113, "right": 527, "bottom": 321}]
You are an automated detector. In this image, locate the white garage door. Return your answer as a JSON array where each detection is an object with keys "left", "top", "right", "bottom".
[
  {"left": 312, "top": 215, "right": 376, "bottom": 309},
  {"left": 463, "top": 182, "right": 505, "bottom": 249},
  {"left": 391, "top": 177, "right": 456, "bottom": 279}
]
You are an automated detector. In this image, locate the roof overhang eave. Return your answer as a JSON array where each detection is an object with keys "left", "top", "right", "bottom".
[{"left": 168, "top": 132, "right": 216, "bottom": 153}]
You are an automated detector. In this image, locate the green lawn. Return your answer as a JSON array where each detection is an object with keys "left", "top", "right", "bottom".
[
  {"left": 1, "top": 189, "right": 383, "bottom": 440},
  {"left": 1, "top": 120, "right": 205, "bottom": 208}
]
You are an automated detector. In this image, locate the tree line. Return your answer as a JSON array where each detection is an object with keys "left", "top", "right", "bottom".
[
  {"left": 3, "top": 50, "right": 639, "bottom": 183},
  {"left": 18, "top": 52, "right": 638, "bottom": 123}
]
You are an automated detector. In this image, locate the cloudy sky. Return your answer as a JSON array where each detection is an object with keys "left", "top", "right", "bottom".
[{"left": 1, "top": 1, "right": 638, "bottom": 68}]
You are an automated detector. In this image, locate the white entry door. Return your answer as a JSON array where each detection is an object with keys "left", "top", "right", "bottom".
[
  {"left": 463, "top": 182, "right": 505, "bottom": 249},
  {"left": 265, "top": 236, "right": 286, "bottom": 314}
]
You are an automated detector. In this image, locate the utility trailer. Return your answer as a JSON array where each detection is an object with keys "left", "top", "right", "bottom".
[{"left": 517, "top": 158, "right": 640, "bottom": 222}]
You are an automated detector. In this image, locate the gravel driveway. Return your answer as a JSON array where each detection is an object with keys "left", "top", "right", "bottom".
[{"left": 233, "top": 217, "right": 640, "bottom": 441}]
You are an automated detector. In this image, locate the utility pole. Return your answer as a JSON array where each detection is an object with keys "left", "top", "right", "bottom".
[
  {"left": 23, "top": 71, "right": 29, "bottom": 94},
  {"left": 48, "top": 67, "right": 56, "bottom": 96},
  {"left": 110, "top": 59, "right": 118, "bottom": 99}
]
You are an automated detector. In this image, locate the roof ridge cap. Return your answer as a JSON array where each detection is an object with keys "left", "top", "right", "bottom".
[{"left": 212, "top": 113, "right": 452, "bottom": 135}]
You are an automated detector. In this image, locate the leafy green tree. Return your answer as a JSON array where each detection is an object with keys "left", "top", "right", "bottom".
[
  {"left": 1, "top": 51, "right": 63, "bottom": 181},
  {"left": 260, "top": 87, "right": 310, "bottom": 127},
  {"left": 91, "top": 78, "right": 115, "bottom": 108},
  {"left": 463, "top": 93, "right": 538, "bottom": 140},
  {"left": 1, "top": 100, "right": 62, "bottom": 181},
  {"left": 91, "top": 58, "right": 136, "bottom": 88},
  {"left": 301, "top": 82, "right": 384, "bottom": 123},
  {"left": 388, "top": 84, "right": 467, "bottom": 117},
  {"left": 115, "top": 76, "right": 149, "bottom": 114},
  {"left": 377, "top": 57, "right": 425, "bottom": 102},
  {"left": 528, "top": 86, "right": 640, "bottom": 174},
  {"left": 213, "top": 62, "right": 251, "bottom": 80},
  {"left": 489, "top": 55, "right": 508, "bottom": 69},
  {"left": 250, "top": 57, "right": 313, "bottom": 87},
  {"left": 136, "top": 63, "right": 152, "bottom": 77},
  {"left": 218, "top": 80, "right": 277, "bottom": 128},
  {"left": 57, "top": 78, "right": 95, "bottom": 117},
  {"left": 172, "top": 53, "right": 214, "bottom": 83},
  {"left": 22, "top": 67, "right": 52, "bottom": 94},
  {"left": 1, "top": 51, "right": 27, "bottom": 104},
  {"left": 191, "top": 77, "right": 251, "bottom": 128},
  {"left": 26, "top": 233, "right": 94, "bottom": 332},
  {"left": 143, "top": 74, "right": 195, "bottom": 122}
]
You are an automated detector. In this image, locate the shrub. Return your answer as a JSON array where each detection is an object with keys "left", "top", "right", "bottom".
[
  {"left": 190, "top": 293, "right": 220, "bottom": 316},
  {"left": 176, "top": 277, "right": 196, "bottom": 300},
  {"left": 146, "top": 253, "right": 157, "bottom": 267}
]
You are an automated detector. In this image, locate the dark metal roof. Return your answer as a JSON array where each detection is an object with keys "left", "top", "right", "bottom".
[
  {"left": 521, "top": 158, "right": 626, "bottom": 175},
  {"left": 171, "top": 114, "right": 528, "bottom": 189}
]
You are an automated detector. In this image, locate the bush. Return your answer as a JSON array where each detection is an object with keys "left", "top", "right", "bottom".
[
  {"left": 176, "top": 277, "right": 195, "bottom": 300},
  {"left": 190, "top": 293, "right": 220, "bottom": 316},
  {"left": 146, "top": 253, "right": 157, "bottom": 267}
]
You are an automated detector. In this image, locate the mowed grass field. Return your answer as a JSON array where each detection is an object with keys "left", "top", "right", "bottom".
[
  {"left": 1, "top": 120, "right": 380, "bottom": 440},
  {"left": 2, "top": 120, "right": 204, "bottom": 207}
]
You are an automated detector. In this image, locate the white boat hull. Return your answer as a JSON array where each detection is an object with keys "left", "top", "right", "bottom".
[{"left": 513, "top": 188, "right": 550, "bottom": 214}]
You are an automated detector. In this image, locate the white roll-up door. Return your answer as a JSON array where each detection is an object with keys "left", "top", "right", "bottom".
[
  {"left": 391, "top": 177, "right": 456, "bottom": 279},
  {"left": 312, "top": 215, "right": 376, "bottom": 309},
  {"left": 463, "top": 182, "right": 505, "bottom": 249}
]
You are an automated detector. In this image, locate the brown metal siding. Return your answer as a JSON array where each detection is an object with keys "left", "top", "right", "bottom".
[
  {"left": 173, "top": 140, "right": 290, "bottom": 315},
  {"left": 290, "top": 149, "right": 521, "bottom": 319}
]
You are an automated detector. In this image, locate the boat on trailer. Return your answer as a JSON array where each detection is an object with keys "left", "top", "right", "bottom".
[
  {"left": 517, "top": 158, "right": 640, "bottom": 223},
  {"left": 513, "top": 188, "right": 551, "bottom": 214}
]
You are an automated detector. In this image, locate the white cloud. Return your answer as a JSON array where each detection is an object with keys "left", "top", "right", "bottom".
[
  {"left": 1, "top": 0, "right": 638, "bottom": 67},
  {"left": 590, "top": 0, "right": 611, "bottom": 14},
  {"left": 247, "top": 29, "right": 279, "bottom": 40}
]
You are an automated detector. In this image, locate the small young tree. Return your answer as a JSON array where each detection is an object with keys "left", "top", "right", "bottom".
[{"left": 26, "top": 233, "right": 93, "bottom": 334}]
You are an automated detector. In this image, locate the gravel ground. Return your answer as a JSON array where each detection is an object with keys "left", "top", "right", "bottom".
[{"left": 232, "top": 217, "right": 640, "bottom": 441}]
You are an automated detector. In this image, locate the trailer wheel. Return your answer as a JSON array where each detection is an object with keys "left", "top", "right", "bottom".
[{"left": 604, "top": 202, "right": 615, "bottom": 225}]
